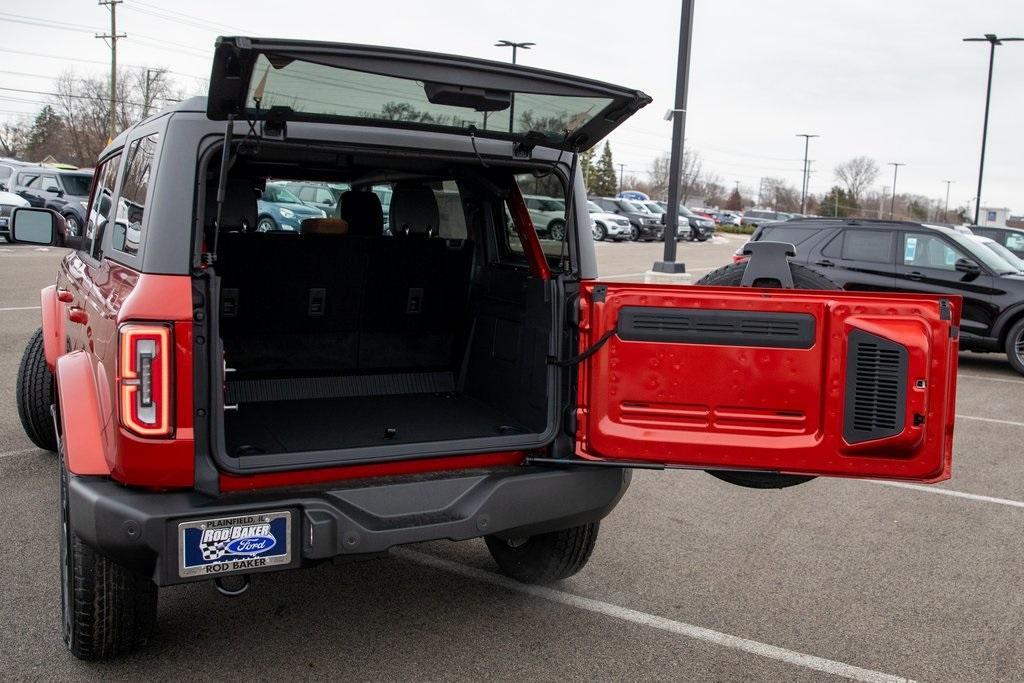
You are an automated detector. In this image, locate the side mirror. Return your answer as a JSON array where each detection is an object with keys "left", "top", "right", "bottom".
[
  {"left": 10, "top": 207, "right": 60, "bottom": 245},
  {"left": 955, "top": 257, "right": 981, "bottom": 275},
  {"left": 47, "top": 186, "right": 62, "bottom": 194}
]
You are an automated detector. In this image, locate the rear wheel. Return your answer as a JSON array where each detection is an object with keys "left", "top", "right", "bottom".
[
  {"left": 16, "top": 328, "right": 57, "bottom": 452},
  {"left": 1005, "top": 318, "right": 1024, "bottom": 376},
  {"left": 60, "top": 459, "right": 157, "bottom": 661},
  {"left": 696, "top": 261, "right": 840, "bottom": 488},
  {"left": 485, "top": 522, "right": 599, "bottom": 584}
]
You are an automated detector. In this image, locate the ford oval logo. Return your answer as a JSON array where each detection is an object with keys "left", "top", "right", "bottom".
[{"left": 225, "top": 535, "right": 276, "bottom": 556}]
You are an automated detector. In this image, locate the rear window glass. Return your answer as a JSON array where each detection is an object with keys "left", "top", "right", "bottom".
[
  {"left": 249, "top": 55, "right": 613, "bottom": 142},
  {"left": 760, "top": 226, "right": 818, "bottom": 246},
  {"left": 113, "top": 133, "right": 159, "bottom": 256},
  {"left": 841, "top": 229, "right": 892, "bottom": 263}
]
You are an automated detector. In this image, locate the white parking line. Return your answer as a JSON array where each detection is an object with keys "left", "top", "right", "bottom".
[
  {"left": 600, "top": 265, "right": 718, "bottom": 280},
  {"left": 0, "top": 447, "right": 41, "bottom": 460},
  {"left": 958, "top": 373, "right": 1024, "bottom": 385},
  {"left": 869, "top": 480, "right": 1024, "bottom": 510},
  {"left": 956, "top": 414, "right": 1024, "bottom": 428},
  {"left": 0, "top": 306, "right": 41, "bottom": 312},
  {"left": 394, "top": 548, "right": 914, "bottom": 683}
]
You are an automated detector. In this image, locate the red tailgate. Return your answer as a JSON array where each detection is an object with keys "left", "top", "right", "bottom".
[{"left": 575, "top": 282, "right": 959, "bottom": 482}]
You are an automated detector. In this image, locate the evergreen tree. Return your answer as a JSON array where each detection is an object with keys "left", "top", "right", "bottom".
[
  {"left": 590, "top": 142, "right": 618, "bottom": 196},
  {"left": 579, "top": 148, "right": 596, "bottom": 191},
  {"left": 820, "top": 186, "right": 857, "bottom": 218},
  {"left": 724, "top": 187, "right": 743, "bottom": 211},
  {"left": 24, "top": 105, "right": 65, "bottom": 161}
]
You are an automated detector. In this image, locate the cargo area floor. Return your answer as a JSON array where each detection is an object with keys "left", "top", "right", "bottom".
[{"left": 224, "top": 393, "right": 531, "bottom": 455}]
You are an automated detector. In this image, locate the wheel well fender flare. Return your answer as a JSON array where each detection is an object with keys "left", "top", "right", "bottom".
[
  {"left": 40, "top": 285, "right": 62, "bottom": 372},
  {"left": 993, "top": 304, "right": 1024, "bottom": 344},
  {"left": 55, "top": 351, "right": 112, "bottom": 476}
]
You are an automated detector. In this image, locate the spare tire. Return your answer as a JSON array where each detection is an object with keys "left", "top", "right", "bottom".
[{"left": 695, "top": 260, "right": 840, "bottom": 489}]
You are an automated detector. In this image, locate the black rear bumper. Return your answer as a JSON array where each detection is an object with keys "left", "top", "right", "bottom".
[{"left": 69, "top": 465, "right": 631, "bottom": 586}]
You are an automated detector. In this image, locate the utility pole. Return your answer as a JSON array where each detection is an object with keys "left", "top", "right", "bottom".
[
  {"left": 96, "top": 0, "right": 126, "bottom": 142},
  {"left": 495, "top": 40, "right": 534, "bottom": 135},
  {"left": 941, "top": 180, "right": 954, "bottom": 222},
  {"left": 142, "top": 68, "right": 164, "bottom": 118},
  {"left": 618, "top": 164, "right": 626, "bottom": 193},
  {"left": 963, "top": 34, "right": 1022, "bottom": 225},
  {"left": 887, "top": 163, "right": 905, "bottom": 219},
  {"left": 795, "top": 133, "right": 819, "bottom": 214}
]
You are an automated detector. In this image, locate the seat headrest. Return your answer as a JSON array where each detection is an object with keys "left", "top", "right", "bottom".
[
  {"left": 339, "top": 191, "right": 384, "bottom": 237},
  {"left": 389, "top": 184, "right": 440, "bottom": 237},
  {"left": 301, "top": 218, "right": 349, "bottom": 235},
  {"left": 206, "top": 177, "right": 259, "bottom": 232}
]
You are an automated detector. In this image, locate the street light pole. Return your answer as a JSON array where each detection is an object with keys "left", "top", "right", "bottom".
[
  {"left": 796, "top": 133, "right": 819, "bottom": 214},
  {"left": 495, "top": 40, "right": 535, "bottom": 135},
  {"left": 888, "top": 163, "right": 905, "bottom": 219},
  {"left": 652, "top": 0, "right": 695, "bottom": 274},
  {"left": 963, "top": 34, "right": 1022, "bottom": 225},
  {"left": 941, "top": 180, "right": 954, "bottom": 222}
]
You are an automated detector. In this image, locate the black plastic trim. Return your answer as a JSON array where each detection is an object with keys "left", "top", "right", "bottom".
[
  {"left": 617, "top": 306, "right": 816, "bottom": 349},
  {"left": 843, "top": 329, "right": 908, "bottom": 444}
]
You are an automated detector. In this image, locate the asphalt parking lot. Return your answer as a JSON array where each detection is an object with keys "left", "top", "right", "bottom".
[{"left": 2, "top": 235, "right": 1023, "bottom": 681}]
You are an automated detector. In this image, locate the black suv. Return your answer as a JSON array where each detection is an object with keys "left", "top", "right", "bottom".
[
  {"left": 589, "top": 196, "right": 663, "bottom": 241},
  {"left": 746, "top": 219, "right": 1024, "bottom": 374}
]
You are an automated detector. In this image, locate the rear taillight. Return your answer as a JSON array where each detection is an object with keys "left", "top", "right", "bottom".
[{"left": 119, "top": 323, "right": 173, "bottom": 437}]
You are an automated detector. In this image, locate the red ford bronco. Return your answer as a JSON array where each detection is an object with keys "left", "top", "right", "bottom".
[{"left": 12, "top": 38, "right": 959, "bottom": 661}]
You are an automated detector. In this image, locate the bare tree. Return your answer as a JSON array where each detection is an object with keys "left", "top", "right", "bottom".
[
  {"left": 761, "top": 177, "right": 801, "bottom": 212},
  {"left": 0, "top": 120, "right": 30, "bottom": 158},
  {"left": 834, "top": 156, "right": 880, "bottom": 203}
]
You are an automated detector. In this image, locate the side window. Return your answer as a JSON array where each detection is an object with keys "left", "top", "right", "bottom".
[
  {"left": 821, "top": 233, "right": 842, "bottom": 258},
  {"left": 85, "top": 153, "right": 123, "bottom": 259},
  {"left": 26, "top": 174, "right": 44, "bottom": 189},
  {"left": 315, "top": 188, "right": 334, "bottom": 204},
  {"left": 503, "top": 173, "right": 566, "bottom": 264},
  {"left": 1005, "top": 233, "right": 1024, "bottom": 254},
  {"left": 113, "top": 133, "right": 159, "bottom": 256},
  {"left": 903, "top": 232, "right": 963, "bottom": 271},
  {"left": 298, "top": 187, "right": 316, "bottom": 202},
  {"left": 42, "top": 174, "right": 58, "bottom": 192},
  {"left": 841, "top": 229, "right": 893, "bottom": 263}
]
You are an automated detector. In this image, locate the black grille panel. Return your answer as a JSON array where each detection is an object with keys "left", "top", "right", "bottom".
[
  {"left": 844, "top": 330, "right": 907, "bottom": 443},
  {"left": 618, "top": 307, "right": 815, "bottom": 349}
]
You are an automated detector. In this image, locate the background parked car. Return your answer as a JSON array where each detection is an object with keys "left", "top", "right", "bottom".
[
  {"left": 636, "top": 201, "right": 692, "bottom": 241},
  {"left": 0, "top": 190, "right": 30, "bottom": 241},
  {"left": 588, "top": 200, "right": 633, "bottom": 241},
  {"left": 971, "top": 234, "right": 1024, "bottom": 273},
  {"left": 523, "top": 194, "right": 568, "bottom": 239},
  {"left": 0, "top": 158, "right": 31, "bottom": 192},
  {"left": 744, "top": 219, "right": 1024, "bottom": 375},
  {"left": 972, "top": 225, "right": 1024, "bottom": 259},
  {"left": 741, "top": 209, "right": 790, "bottom": 227},
  {"left": 717, "top": 210, "right": 742, "bottom": 225},
  {"left": 257, "top": 184, "right": 326, "bottom": 231},
  {"left": 9, "top": 167, "right": 93, "bottom": 240},
  {"left": 278, "top": 181, "right": 346, "bottom": 215},
  {"left": 591, "top": 196, "right": 663, "bottom": 241},
  {"left": 659, "top": 203, "right": 715, "bottom": 241}
]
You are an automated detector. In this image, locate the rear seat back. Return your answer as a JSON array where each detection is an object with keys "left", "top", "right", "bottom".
[{"left": 218, "top": 231, "right": 473, "bottom": 374}]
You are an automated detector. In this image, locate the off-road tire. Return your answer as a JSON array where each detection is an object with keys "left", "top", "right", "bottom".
[
  {"left": 696, "top": 261, "right": 840, "bottom": 488},
  {"left": 16, "top": 327, "right": 57, "bottom": 452},
  {"left": 485, "top": 522, "right": 599, "bottom": 584},
  {"left": 60, "top": 462, "right": 157, "bottom": 661},
  {"left": 1005, "top": 318, "right": 1024, "bottom": 376}
]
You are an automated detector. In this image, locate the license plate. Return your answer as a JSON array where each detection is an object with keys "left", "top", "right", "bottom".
[{"left": 178, "top": 510, "right": 292, "bottom": 578}]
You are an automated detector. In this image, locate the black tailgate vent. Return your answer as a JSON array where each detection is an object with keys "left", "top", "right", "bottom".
[
  {"left": 844, "top": 330, "right": 907, "bottom": 444},
  {"left": 617, "top": 307, "right": 815, "bottom": 349}
]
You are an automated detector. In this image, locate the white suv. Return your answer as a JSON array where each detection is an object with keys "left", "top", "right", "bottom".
[{"left": 587, "top": 200, "right": 632, "bottom": 241}]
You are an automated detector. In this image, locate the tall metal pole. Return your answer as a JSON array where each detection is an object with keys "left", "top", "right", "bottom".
[
  {"left": 888, "top": 163, "right": 905, "bottom": 219},
  {"left": 495, "top": 40, "right": 534, "bottom": 135},
  {"left": 942, "top": 180, "right": 954, "bottom": 222},
  {"left": 618, "top": 163, "right": 626, "bottom": 193},
  {"left": 963, "top": 34, "right": 1022, "bottom": 225},
  {"left": 796, "top": 133, "right": 819, "bottom": 214},
  {"left": 652, "top": 0, "right": 694, "bottom": 274},
  {"left": 96, "top": 0, "right": 125, "bottom": 142}
]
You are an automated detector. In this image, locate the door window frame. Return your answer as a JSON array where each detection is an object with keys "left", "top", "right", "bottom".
[{"left": 80, "top": 149, "right": 125, "bottom": 265}]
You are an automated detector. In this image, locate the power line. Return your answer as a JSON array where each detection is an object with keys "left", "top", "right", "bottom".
[{"left": 0, "top": 86, "right": 179, "bottom": 106}]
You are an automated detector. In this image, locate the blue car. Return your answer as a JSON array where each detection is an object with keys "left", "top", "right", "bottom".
[{"left": 257, "top": 184, "right": 325, "bottom": 231}]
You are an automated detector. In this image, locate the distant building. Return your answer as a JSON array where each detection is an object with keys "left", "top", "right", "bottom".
[
  {"left": 1007, "top": 215, "right": 1024, "bottom": 230},
  {"left": 978, "top": 207, "right": 1011, "bottom": 228}
]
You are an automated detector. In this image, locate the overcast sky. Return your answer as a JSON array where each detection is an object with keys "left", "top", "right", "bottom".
[{"left": 2, "top": 0, "right": 1021, "bottom": 210}]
